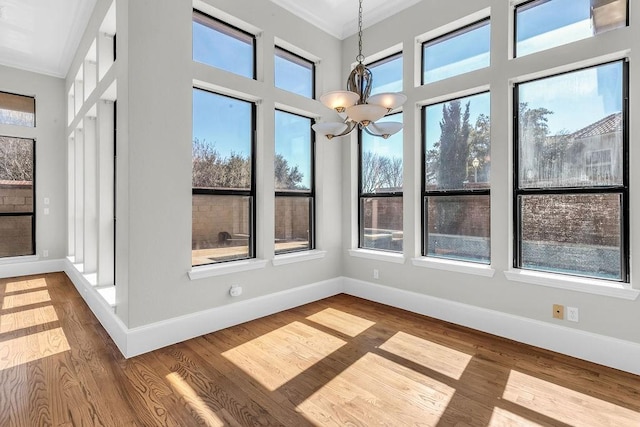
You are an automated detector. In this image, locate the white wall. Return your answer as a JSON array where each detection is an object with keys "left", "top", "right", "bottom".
[
  {"left": 341, "top": 0, "right": 640, "bottom": 345},
  {"left": 64, "top": 0, "right": 344, "bottom": 328},
  {"left": 0, "top": 65, "right": 67, "bottom": 261}
]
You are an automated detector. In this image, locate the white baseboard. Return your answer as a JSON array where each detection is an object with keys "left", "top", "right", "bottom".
[
  {"left": 0, "top": 258, "right": 65, "bottom": 278},
  {"left": 344, "top": 277, "right": 640, "bottom": 376},
  {"left": 125, "top": 277, "right": 343, "bottom": 357}
]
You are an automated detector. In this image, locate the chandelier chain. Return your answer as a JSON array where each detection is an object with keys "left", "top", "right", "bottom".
[{"left": 356, "top": 0, "right": 364, "bottom": 63}]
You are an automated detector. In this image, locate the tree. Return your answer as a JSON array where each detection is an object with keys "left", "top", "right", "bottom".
[
  {"left": 518, "top": 102, "right": 553, "bottom": 183},
  {"left": 438, "top": 100, "right": 470, "bottom": 189},
  {"left": 467, "top": 113, "right": 491, "bottom": 183},
  {"left": 275, "top": 154, "right": 304, "bottom": 190}
]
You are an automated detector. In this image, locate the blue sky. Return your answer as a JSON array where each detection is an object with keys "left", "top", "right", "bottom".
[{"left": 275, "top": 110, "right": 312, "bottom": 189}]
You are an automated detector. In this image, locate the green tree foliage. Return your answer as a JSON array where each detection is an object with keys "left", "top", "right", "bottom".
[
  {"left": 439, "top": 100, "right": 471, "bottom": 189},
  {"left": 0, "top": 137, "right": 33, "bottom": 182},
  {"left": 275, "top": 153, "right": 305, "bottom": 190}
]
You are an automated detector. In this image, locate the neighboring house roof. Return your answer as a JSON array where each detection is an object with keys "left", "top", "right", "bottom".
[{"left": 570, "top": 112, "right": 622, "bottom": 139}]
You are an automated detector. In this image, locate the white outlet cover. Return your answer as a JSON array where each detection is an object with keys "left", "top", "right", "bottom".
[{"left": 567, "top": 307, "right": 579, "bottom": 322}]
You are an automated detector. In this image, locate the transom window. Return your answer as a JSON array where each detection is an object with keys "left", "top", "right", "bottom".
[
  {"left": 422, "top": 18, "right": 490, "bottom": 85},
  {"left": 275, "top": 47, "right": 315, "bottom": 99},
  {"left": 515, "top": 0, "right": 628, "bottom": 57},
  {"left": 514, "top": 60, "right": 628, "bottom": 281},
  {"left": 192, "top": 10, "right": 255, "bottom": 79},
  {"left": 0, "top": 91, "right": 35, "bottom": 127}
]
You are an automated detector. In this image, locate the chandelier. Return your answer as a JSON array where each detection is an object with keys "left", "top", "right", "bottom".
[{"left": 312, "top": 0, "right": 406, "bottom": 140}]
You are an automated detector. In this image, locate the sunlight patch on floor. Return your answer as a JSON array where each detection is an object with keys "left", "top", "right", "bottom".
[
  {"left": 306, "top": 307, "right": 375, "bottom": 337},
  {"left": 166, "top": 372, "right": 224, "bottom": 427},
  {"left": 488, "top": 406, "right": 545, "bottom": 426},
  {"left": 2, "top": 289, "right": 51, "bottom": 310},
  {"left": 222, "top": 321, "right": 345, "bottom": 391},
  {"left": 503, "top": 370, "right": 640, "bottom": 426},
  {"left": 0, "top": 327, "right": 70, "bottom": 370},
  {"left": 299, "top": 352, "right": 455, "bottom": 426},
  {"left": 379, "top": 331, "right": 473, "bottom": 380},
  {"left": 0, "top": 305, "right": 58, "bottom": 334},
  {"left": 5, "top": 278, "right": 48, "bottom": 293}
]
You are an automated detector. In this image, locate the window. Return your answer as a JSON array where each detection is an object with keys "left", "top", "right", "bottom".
[
  {"left": 275, "top": 110, "right": 314, "bottom": 254},
  {"left": 514, "top": 60, "right": 628, "bottom": 281},
  {"left": 275, "top": 47, "right": 315, "bottom": 98},
  {"left": 358, "top": 54, "right": 404, "bottom": 253},
  {"left": 422, "top": 19, "right": 490, "bottom": 85},
  {"left": 515, "top": 0, "right": 628, "bottom": 57},
  {"left": 423, "top": 92, "right": 491, "bottom": 263},
  {"left": 0, "top": 136, "right": 35, "bottom": 257},
  {"left": 192, "top": 89, "right": 255, "bottom": 266},
  {"left": 0, "top": 91, "right": 35, "bottom": 127},
  {"left": 192, "top": 10, "right": 255, "bottom": 79}
]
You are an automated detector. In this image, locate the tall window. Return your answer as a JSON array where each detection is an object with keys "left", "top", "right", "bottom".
[
  {"left": 515, "top": 0, "right": 628, "bottom": 57},
  {"left": 0, "top": 91, "right": 35, "bottom": 127},
  {"left": 0, "top": 137, "right": 35, "bottom": 257},
  {"left": 423, "top": 92, "right": 491, "bottom": 263},
  {"left": 422, "top": 19, "right": 490, "bottom": 85},
  {"left": 275, "top": 110, "right": 314, "bottom": 254},
  {"left": 359, "top": 54, "right": 403, "bottom": 252},
  {"left": 274, "top": 47, "right": 315, "bottom": 98},
  {"left": 192, "top": 88, "right": 255, "bottom": 266},
  {"left": 514, "top": 60, "right": 628, "bottom": 281},
  {"left": 192, "top": 10, "right": 255, "bottom": 79}
]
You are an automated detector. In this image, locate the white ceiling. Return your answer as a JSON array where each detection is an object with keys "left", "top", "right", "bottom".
[{"left": 0, "top": 0, "right": 417, "bottom": 79}]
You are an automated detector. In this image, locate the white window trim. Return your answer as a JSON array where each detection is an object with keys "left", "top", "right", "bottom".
[
  {"left": 412, "top": 256, "right": 495, "bottom": 277},
  {"left": 0, "top": 254, "right": 39, "bottom": 265},
  {"left": 188, "top": 258, "right": 268, "bottom": 280},
  {"left": 272, "top": 249, "right": 327, "bottom": 266},
  {"left": 504, "top": 269, "right": 639, "bottom": 301},
  {"left": 349, "top": 248, "right": 405, "bottom": 264}
]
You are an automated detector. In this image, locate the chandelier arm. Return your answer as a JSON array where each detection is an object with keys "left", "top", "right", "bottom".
[
  {"left": 362, "top": 124, "right": 385, "bottom": 138},
  {"left": 330, "top": 121, "right": 358, "bottom": 138}
]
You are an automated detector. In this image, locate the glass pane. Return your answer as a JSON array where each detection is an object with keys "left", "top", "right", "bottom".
[
  {"left": 275, "top": 196, "right": 311, "bottom": 254},
  {"left": 361, "top": 113, "right": 403, "bottom": 194},
  {"left": 192, "top": 89, "right": 253, "bottom": 190},
  {"left": 360, "top": 197, "right": 403, "bottom": 252},
  {"left": 0, "top": 137, "right": 34, "bottom": 213},
  {"left": 518, "top": 61, "right": 623, "bottom": 188},
  {"left": 425, "top": 92, "right": 491, "bottom": 191},
  {"left": 0, "top": 92, "right": 35, "bottom": 127},
  {"left": 275, "top": 111, "right": 312, "bottom": 191},
  {"left": 192, "top": 11, "right": 254, "bottom": 79},
  {"left": 369, "top": 53, "right": 402, "bottom": 95},
  {"left": 0, "top": 216, "right": 33, "bottom": 257},
  {"left": 423, "top": 19, "right": 490, "bottom": 84},
  {"left": 275, "top": 48, "right": 314, "bottom": 98},
  {"left": 520, "top": 193, "right": 622, "bottom": 280},
  {"left": 192, "top": 195, "right": 251, "bottom": 265},
  {"left": 516, "top": 0, "right": 627, "bottom": 57},
  {"left": 426, "top": 195, "right": 490, "bottom": 263}
]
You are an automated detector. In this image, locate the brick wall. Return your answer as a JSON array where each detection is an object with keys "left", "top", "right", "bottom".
[{"left": 0, "top": 181, "right": 33, "bottom": 257}]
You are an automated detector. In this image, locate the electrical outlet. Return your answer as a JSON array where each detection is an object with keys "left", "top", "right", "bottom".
[
  {"left": 567, "top": 307, "right": 579, "bottom": 322},
  {"left": 43, "top": 249, "right": 49, "bottom": 258},
  {"left": 373, "top": 269, "right": 379, "bottom": 279},
  {"left": 553, "top": 304, "right": 564, "bottom": 319}
]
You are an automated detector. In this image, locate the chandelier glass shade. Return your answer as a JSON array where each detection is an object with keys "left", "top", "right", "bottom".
[{"left": 312, "top": 0, "right": 406, "bottom": 140}]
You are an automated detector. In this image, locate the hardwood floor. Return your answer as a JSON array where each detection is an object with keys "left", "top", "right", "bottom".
[{"left": 1, "top": 273, "right": 639, "bottom": 426}]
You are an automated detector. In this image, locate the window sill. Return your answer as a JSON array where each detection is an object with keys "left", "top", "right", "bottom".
[
  {"left": 504, "top": 269, "right": 639, "bottom": 300},
  {"left": 348, "top": 249, "right": 405, "bottom": 264},
  {"left": 0, "top": 254, "right": 39, "bottom": 265},
  {"left": 411, "top": 257, "right": 495, "bottom": 277},
  {"left": 272, "top": 250, "right": 327, "bottom": 266},
  {"left": 188, "top": 258, "right": 268, "bottom": 280}
]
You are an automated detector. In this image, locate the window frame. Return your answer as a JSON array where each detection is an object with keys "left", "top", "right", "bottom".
[
  {"left": 274, "top": 46, "right": 316, "bottom": 99},
  {"left": 512, "top": 59, "right": 629, "bottom": 283},
  {"left": 274, "top": 109, "right": 316, "bottom": 255},
  {"left": 191, "top": 88, "right": 257, "bottom": 266},
  {"left": 0, "top": 136, "right": 36, "bottom": 258},
  {"left": 421, "top": 91, "right": 491, "bottom": 263},
  {"left": 192, "top": 9, "right": 257, "bottom": 80},
  {"left": 421, "top": 18, "right": 491, "bottom": 86}
]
